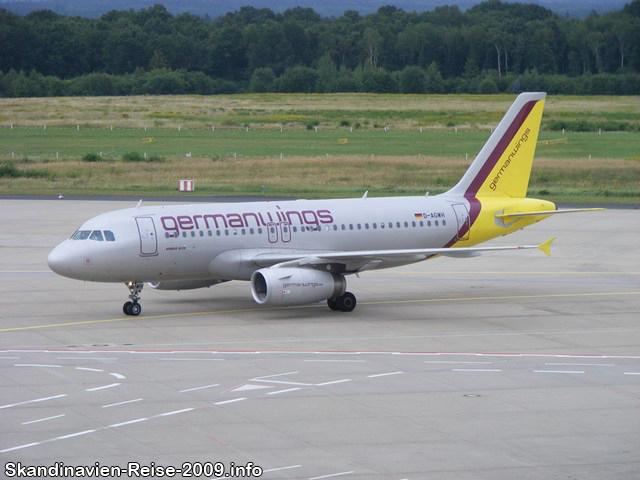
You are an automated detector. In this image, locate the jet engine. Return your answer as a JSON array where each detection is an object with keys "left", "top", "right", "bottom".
[
  {"left": 148, "top": 279, "right": 228, "bottom": 290},
  {"left": 250, "top": 268, "right": 346, "bottom": 306}
]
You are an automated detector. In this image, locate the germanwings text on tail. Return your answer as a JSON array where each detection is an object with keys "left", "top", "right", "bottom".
[{"left": 48, "top": 93, "right": 600, "bottom": 316}]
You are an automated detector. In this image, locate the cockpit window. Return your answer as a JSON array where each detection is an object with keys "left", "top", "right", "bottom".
[
  {"left": 104, "top": 230, "right": 115, "bottom": 241},
  {"left": 71, "top": 230, "right": 91, "bottom": 240},
  {"left": 89, "top": 230, "right": 104, "bottom": 241}
]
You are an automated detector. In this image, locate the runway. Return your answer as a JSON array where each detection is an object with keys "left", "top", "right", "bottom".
[{"left": 1, "top": 199, "right": 639, "bottom": 479}]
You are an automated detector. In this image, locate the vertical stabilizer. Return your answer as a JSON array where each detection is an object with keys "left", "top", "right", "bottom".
[{"left": 446, "top": 92, "right": 546, "bottom": 198}]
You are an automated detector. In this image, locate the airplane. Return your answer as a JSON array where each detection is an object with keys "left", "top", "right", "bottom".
[{"left": 48, "top": 92, "right": 600, "bottom": 316}]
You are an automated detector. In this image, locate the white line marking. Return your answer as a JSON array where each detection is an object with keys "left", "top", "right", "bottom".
[
  {"left": 267, "top": 388, "right": 301, "bottom": 395},
  {"left": 623, "top": 372, "right": 640, "bottom": 375},
  {"left": 110, "top": 418, "right": 148, "bottom": 428},
  {"left": 22, "top": 414, "right": 66, "bottom": 425},
  {"left": 0, "top": 394, "right": 67, "bottom": 410},
  {"left": 59, "top": 357, "right": 117, "bottom": 360},
  {"left": 252, "top": 371, "right": 299, "bottom": 380},
  {"left": 310, "top": 471, "right": 354, "bottom": 480},
  {"left": 109, "top": 373, "right": 126, "bottom": 379},
  {"left": 367, "top": 371, "right": 404, "bottom": 378},
  {"left": 534, "top": 370, "right": 585, "bottom": 374},
  {"left": 86, "top": 383, "right": 120, "bottom": 392},
  {"left": 304, "top": 359, "right": 366, "bottom": 363},
  {"left": 56, "top": 429, "right": 96, "bottom": 440},
  {"left": 545, "top": 363, "right": 614, "bottom": 367},
  {"left": 0, "top": 356, "right": 19, "bottom": 359},
  {"left": 316, "top": 379, "right": 352, "bottom": 386},
  {"left": 180, "top": 384, "right": 220, "bottom": 393},
  {"left": 0, "top": 442, "right": 41, "bottom": 453},
  {"left": 102, "top": 398, "right": 143, "bottom": 408},
  {"left": 214, "top": 398, "right": 247, "bottom": 406},
  {"left": 14, "top": 364, "right": 61, "bottom": 368},
  {"left": 253, "top": 379, "right": 313, "bottom": 386},
  {"left": 452, "top": 369, "right": 503, "bottom": 372},
  {"left": 263, "top": 465, "right": 302, "bottom": 473},
  {"left": 160, "top": 358, "right": 225, "bottom": 361},
  {"left": 75, "top": 367, "right": 104, "bottom": 372},
  {"left": 157, "top": 408, "right": 194, "bottom": 417},
  {"left": 425, "top": 361, "right": 493, "bottom": 364}
]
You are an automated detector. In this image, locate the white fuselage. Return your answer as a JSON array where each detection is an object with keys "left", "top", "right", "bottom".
[{"left": 48, "top": 195, "right": 469, "bottom": 283}]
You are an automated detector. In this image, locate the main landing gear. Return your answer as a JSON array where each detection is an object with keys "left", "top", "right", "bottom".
[
  {"left": 123, "top": 281, "right": 143, "bottom": 316},
  {"left": 327, "top": 292, "right": 357, "bottom": 312}
]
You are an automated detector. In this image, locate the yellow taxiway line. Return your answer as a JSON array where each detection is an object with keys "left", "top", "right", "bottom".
[{"left": 1, "top": 291, "right": 639, "bottom": 333}]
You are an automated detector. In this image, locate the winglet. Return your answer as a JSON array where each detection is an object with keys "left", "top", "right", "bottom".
[{"left": 537, "top": 237, "right": 555, "bottom": 256}]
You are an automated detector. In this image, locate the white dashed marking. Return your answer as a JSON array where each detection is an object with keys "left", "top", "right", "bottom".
[
  {"left": 267, "top": 388, "right": 301, "bottom": 395},
  {"left": 102, "top": 398, "right": 143, "bottom": 408},
  {"left": 214, "top": 398, "right": 247, "bottom": 406},
  {"left": 0, "top": 394, "right": 67, "bottom": 410},
  {"left": 316, "top": 379, "right": 352, "bottom": 386},
  {"left": 22, "top": 414, "right": 66, "bottom": 425},
  {"left": 180, "top": 384, "right": 220, "bottom": 393},
  {"left": 86, "top": 383, "right": 121, "bottom": 392},
  {"left": 367, "top": 371, "right": 403, "bottom": 378}
]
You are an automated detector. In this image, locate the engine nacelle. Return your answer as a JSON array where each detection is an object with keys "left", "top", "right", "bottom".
[
  {"left": 148, "top": 279, "right": 227, "bottom": 291},
  {"left": 251, "top": 268, "right": 346, "bottom": 306}
]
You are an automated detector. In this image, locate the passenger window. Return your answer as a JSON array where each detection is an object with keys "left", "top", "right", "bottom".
[
  {"left": 241, "top": 229, "right": 246, "bottom": 235},
  {"left": 396, "top": 222, "right": 400, "bottom": 228},
  {"left": 357, "top": 224, "right": 361, "bottom": 230},
  {"left": 389, "top": 222, "right": 393, "bottom": 228},
  {"left": 427, "top": 221, "right": 432, "bottom": 227},
  {"left": 341, "top": 224, "right": 346, "bottom": 230},
  {"left": 250, "top": 228, "right": 254, "bottom": 234},
  {"left": 381, "top": 223, "right": 385, "bottom": 229},
  {"left": 373, "top": 223, "right": 377, "bottom": 229},
  {"left": 71, "top": 230, "right": 91, "bottom": 240},
  {"left": 412, "top": 221, "right": 416, "bottom": 227},
  {"left": 89, "top": 230, "right": 104, "bottom": 241},
  {"left": 104, "top": 230, "right": 115, "bottom": 241},
  {"left": 258, "top": 228, "right": 263, "bottom": 234},
  {"left": 442, "top": 220, "right": 446, "bottom": 226},
  {"left": 435, "top": 220, "right": 439, "bottom": 226},
  {"left": 191, "top": 231, "right": 195, "bottom": 237},
  {"left": 208, "top": 230, "right": 212, "bottom": 236},
  {"left": 365, "top": 223, "right": 369, "bottom": 229},
  {"left": 419, "top": 221, "right": 424, "bottom": 227},
  {"left": 404, "top": 222, "right": 408, "bottom": 228},
  {"left": 199, "top": 231, "right": 204, "bottom": 237},
  {"left": 349, "top": 224, "right": 353, "bottom": 230}
]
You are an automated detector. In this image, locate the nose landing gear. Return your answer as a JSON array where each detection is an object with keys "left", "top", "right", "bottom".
[{"left": 123, "top": 281, "right": 143, "bottom": 316}]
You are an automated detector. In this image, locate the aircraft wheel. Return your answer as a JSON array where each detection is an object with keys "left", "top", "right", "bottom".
[
  {"left": 327, "top": 297, "right": 340, "bottom": 311},
  {"left": 129, "top": 302, "right": 142, "bottom": 316},
  {"left": 338, "top": 292, "right": 357, "bottom": 312},
  {"left": 123, "top": 301, "right": 132, "bottom": 315}
]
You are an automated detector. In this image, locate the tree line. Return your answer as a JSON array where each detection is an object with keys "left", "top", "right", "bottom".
[{"left": 1, "top": 0, "right": 639, "bottom": 97}]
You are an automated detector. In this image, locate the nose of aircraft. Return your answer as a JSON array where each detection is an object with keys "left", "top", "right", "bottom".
[{"left": 47, "top": 242, "right": 76, "bottom": 277}]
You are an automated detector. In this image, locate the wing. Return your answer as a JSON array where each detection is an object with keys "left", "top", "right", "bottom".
[{"left": 251, "top": 238, "right": 555, "bottom": 273}]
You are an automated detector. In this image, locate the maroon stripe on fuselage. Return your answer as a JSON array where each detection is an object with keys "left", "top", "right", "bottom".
[{"left": 442, "top": 100, "right": 537, "bottom": 249}]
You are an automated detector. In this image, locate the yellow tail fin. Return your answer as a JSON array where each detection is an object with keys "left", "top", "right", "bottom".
[{"left": 447, "top": 92, "right": 546, "bottom": 199}]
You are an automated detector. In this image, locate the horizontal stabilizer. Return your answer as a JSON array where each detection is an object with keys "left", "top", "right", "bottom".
[
  {"left": 495, "top": 208, "right": 605, "bottom": 219},
  {"left": 537, "top": 237, "right": 555, "bottom": 257}
]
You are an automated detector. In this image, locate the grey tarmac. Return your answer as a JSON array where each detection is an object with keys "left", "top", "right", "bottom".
[{"left": 0, "top": 199, "right": 638, "bottom": 480}]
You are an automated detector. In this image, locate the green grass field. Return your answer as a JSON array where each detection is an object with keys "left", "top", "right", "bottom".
[{"left": 1, "top": 94, "right": 639, "bottom": 204}]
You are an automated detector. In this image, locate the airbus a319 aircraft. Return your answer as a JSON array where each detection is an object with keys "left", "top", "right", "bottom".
[{"left": 48, "top": 92, "right": 597, "bottom": 316}]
